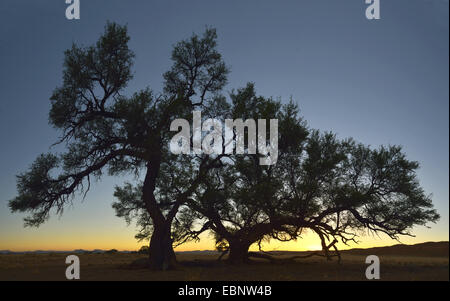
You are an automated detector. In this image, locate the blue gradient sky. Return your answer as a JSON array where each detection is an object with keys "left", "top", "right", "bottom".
[{"left": 0, "top": 0, "right": 448, "bottom": 251}]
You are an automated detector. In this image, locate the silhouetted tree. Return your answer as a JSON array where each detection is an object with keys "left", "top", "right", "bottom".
[
  {"left": 9, "top": 22, "right": 228, "bottom": 270},
  {"left": 112, "top": 95, "right": 231, "bottom": 257},
  {"left": 138, "top": 246, "right": 149, "bottom": 254},
  {"left": 9, "top": 22, "right": 439, "bottom": 269},
  {"left": 111, "top": 81, "right": 440, "bottom": 265},
  {"left": 179, "top": 84, "right": 440, "bottom": 264}
]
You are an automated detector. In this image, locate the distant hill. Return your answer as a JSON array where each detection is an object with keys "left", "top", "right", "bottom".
[
  {"left": 0, "top": 249, "right": 134, "bottom": 255},
  {"left": 255, "top": 241, "right": 449, "bottom": 258},
  {"left": 1, "top": 241, "right": 448, "bottom": 257},
  {"left": 175, "top": 250, "right": 217, "bottom": 254},
  {"left": 342, "top": 241, "right": 449, "bottom": 258}
]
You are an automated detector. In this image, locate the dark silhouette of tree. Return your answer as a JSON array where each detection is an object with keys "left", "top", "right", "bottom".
[
  {"left": 115, "top": 82, "right": 440, "bottom": 264},
  {"left": 174, "top": 84, "right": 440, "bottom": 264},
  {"left": 138, "top": 245, "right": 149, "bottom": 254},
  {"left": 9, "top": 22, "right": 229, "bottom": 270},
  {"left": 9, "top": 22, "right": 440, "bottom": 268}
]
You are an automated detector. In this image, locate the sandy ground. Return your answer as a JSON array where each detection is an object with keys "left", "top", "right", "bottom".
[{"left": 0, "top": 249, "right": 448, "bottom": 281}]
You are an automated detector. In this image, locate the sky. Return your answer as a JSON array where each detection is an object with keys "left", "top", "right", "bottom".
[{"left": 0, "top": 0, "right": 448, "bottom": 252}]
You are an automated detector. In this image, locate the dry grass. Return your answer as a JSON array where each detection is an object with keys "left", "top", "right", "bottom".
[{"left": 0, "top": 247, "right": 448, "bottom": 281}]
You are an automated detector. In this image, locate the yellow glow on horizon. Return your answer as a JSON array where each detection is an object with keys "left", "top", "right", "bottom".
[{"left": 1, "top": 225, "right": 447, "bottom": 252}]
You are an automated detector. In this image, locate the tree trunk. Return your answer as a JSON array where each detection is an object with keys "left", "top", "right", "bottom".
[
  {"left": 227, "top": 240, "right": 251, "bottom": 264},
  {"left": 148, "top": 222, "right": 177, "bottom": 270},
  {"left": 142, "top": 157, "right": 178, "bottom": 270}
]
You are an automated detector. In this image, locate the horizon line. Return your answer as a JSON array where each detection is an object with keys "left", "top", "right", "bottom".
[{"left": 1, "top": 241, "right": 448, "bottom": 254}]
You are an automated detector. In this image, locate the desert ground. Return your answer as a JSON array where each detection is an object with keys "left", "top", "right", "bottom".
[{"left": 0, "top": 242, "right": 448, "bottom": 281}]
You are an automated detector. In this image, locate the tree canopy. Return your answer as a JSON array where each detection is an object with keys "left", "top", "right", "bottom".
[
  {"left": 9, "top": 22, "right": 440, "bottom": 269},
  {"left": 140, "top": 83, "right": 440, "bottom": 263}
]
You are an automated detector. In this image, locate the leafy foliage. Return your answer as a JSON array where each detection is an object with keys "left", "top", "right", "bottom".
[{"left": 9, "top": 23, "right": 439, "bottom": 264}]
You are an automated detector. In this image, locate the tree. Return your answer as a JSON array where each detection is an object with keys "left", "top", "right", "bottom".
[
  {"left": 10, "top": 22, "right": 440, "bottom": 269},
  {"left": 180, "top": 84, "right": 440, "bottom": 264},
  {"left": 112, "top": 81, "right": 440, "bottom": 265},
  {"left": 138, "top": 246, "right": 149, "bottom": 254},
  {"left": 8, "top": 22, "right": 229, "bottom": 270}
]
